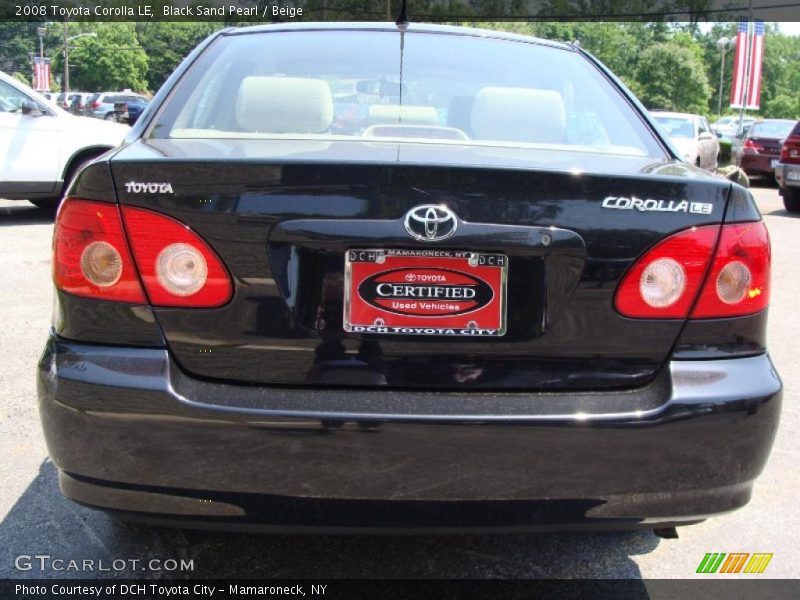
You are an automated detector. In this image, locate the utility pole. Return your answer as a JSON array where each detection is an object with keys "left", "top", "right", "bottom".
[
  {"left": 716, "top": 37, "right": 731, "bottom": 119},
  {"left": 36, "top": 26, "right": 46, "bottom": 59},
  {"left": 737, "top": 0, "right": 755, "bottom": 138},
  {"left": 61, "top": 29, "right": 96, "bottom": 94},
  {"left": 63, "top": 22, "right": 69, "bottom": 93}
]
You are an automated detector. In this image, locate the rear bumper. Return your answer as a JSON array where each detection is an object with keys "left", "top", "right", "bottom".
[
  {"left": 776, "top": 163, "right": 800, "bottom": 189},
  {"left": 740, "top": 153, "right": 778, "bottom": 175},
  {"left": 38, "top": 336, "right": 782, "bottom": 531}
]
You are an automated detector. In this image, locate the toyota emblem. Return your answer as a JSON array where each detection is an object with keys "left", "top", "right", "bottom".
[{"left": 403, "top": 205, "right": 458, "bottom": 242}]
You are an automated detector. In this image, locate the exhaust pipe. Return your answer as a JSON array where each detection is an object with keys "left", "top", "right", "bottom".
[{"left": 653, "top": 527, "right": 679, "bottom": 539}]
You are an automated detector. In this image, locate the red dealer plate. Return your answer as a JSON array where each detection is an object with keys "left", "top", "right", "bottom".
[{"left": 344, "top": 249, "right": 507, "bottom": 337}]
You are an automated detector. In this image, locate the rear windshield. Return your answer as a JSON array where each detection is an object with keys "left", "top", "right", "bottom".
[
  {"left": 652, "top": 116, "right": 695, "bottom": 139},
  {"left": 150, "top": 30, "right": 663, "bottom": 157},
  {"left": 749, "top": 120, "right": 795, "bottom": 138}
]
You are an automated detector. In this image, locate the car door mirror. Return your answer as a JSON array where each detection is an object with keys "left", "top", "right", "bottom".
[{"left": 21, "top": 100, "right": 45, "bottom": 116}]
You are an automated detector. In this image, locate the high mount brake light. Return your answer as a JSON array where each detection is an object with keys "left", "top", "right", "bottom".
[
  {"left": 53, "top": 199, "right": 232, "bottom": 308},
  {"left": 615, "top": 222, "right": 770, "bottom": 320}
]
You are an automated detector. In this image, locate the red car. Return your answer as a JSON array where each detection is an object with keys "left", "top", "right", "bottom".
[
  {"left": 736, "top": 119, "right": 796, "bottom": 178},
  {"left": 775, "top": 120, "right": 800, "bottom": 212}
]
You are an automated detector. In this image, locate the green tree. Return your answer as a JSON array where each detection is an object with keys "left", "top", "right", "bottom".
[
  {"left": 632, "top": 42, "right": 711, "bottom": 113},
  {"left": 758, "top": 29, "right": 800, "bottom": 117},
  {"left": 134, "top": 22, "right": 222, "bottom": 91},
  {"left": 11, "top": 71, "right": 30, "bottom": 86},
  {"left": 0, "top": 23, "right": 37, "bottom": 74},
  {"left": 764, "top": 93, "right": 799, "bottom": 119},
  {"left": 50, "top": 23, "right": 148, "bottom": 92}
]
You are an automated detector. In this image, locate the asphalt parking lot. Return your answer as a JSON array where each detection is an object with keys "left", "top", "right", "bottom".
[{"left": 0, "top": 183, "right": 797, "bottom": 580}]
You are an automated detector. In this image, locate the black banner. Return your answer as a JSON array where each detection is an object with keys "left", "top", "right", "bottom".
[
  {"left": 1, "top": 0, "right": 800, "bottom": 23},
  {"left": 3, "top": 579, "right": 800, "bottom": 600}
]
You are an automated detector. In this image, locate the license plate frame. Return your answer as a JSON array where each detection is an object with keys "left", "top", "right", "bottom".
[{"left": 344, "top": 249, "right": 507, "bottom": 337}]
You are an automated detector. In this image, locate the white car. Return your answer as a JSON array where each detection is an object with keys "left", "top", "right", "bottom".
[
  {"left": 712, "top": 115, "right": 755, "bottom": 144},
  {"left": 0, "top": 70, "right": 129, "bottom": 208},
  {"left": 650, "top": 111, "right": 721, "bottom": 172}
]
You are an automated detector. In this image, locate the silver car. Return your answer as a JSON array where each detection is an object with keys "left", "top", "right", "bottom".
[
  {"left": 84, "top": 91, "right": 149, "bottom": 120},
  {"left": 651, "top": 111, "right": 721, "bottom": 172}
]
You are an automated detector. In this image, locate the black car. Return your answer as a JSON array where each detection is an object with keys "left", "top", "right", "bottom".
[{"left": 40, "top": 23, "right": 780, "bottom": 533}]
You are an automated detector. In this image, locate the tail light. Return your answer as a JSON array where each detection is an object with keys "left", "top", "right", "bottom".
[
  {"left": 121, "top": 206, "right": 232, "bottom": 307},
  {"left": 615, "top": 226, "right": 718, "bottom": 319},
  {"left": 53, "top": 198, "right": 232, "bottom": 307},
  {"left": 615, "top": 222, "right": 770, "bottom": 319},
  {"left": 780, "top": 136, "right": 800, "bottom": 164},
  {"left": 91, "top": 101, "right": 101, "bottom": 109},
  {"left": 691, "top": 222, "right": 770, "bottom": 318},
  {"left": 743, "top": 138, "right": 764, "bottom": 153},
  {"left": 54, "top": 200, "right": 146, "bottom": 303}
]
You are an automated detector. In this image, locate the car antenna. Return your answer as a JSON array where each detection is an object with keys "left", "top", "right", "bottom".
[
  {"left": 396, "top": 0, "right": 409, "bottom": 26},
  {"left": 396, "top": 0, "right": 408, "bottom": 125}
]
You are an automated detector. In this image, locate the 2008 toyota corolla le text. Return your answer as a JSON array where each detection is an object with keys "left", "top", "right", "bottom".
[{"left": 37, "top": 22, "right": 781, "bottom": 533}]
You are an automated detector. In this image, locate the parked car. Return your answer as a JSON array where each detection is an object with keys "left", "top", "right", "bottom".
[
  {"left": 84, "top": 91, "right": 150, "bottom": 120},
  {"left": 734, "top": 119, "right": 797, "bottom": 178},
  {"left": 0, "top": 71, "right": 129, "bottom": 208},
  {"left": 40, "top": 23, "right": 780, "bottom": 533},
  {"left": 68, "top": 92, "right": 92, "bottom": 115},
  {"left": 650, "top": 111, "right": 720, "bottom": 171},
  {"left": 112, "top": 97, "right": 150, "bottom": 125},
  {"left": 712, "top": 115, "right": 755, "bottom": 143},
  {"left": 773, "top": 120, "right": 800, "bottom": 212},
  {"left": 55, "top": 91, "right": 72, "bottom": 110},
  {"left": 711, "top": 115, "right": 736, "bottom": 133}
]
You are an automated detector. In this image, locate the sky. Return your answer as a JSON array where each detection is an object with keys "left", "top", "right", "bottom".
[
  {"left": 777, "top": 22, "right": 800, "bottom": 35},
  {"left": 698, "top": 22, "right": 800, "bottom": 35}
]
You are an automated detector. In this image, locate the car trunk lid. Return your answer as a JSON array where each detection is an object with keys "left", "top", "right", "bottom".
[{"left": 109, "top": 138, "right": 730, "bottom": 390}]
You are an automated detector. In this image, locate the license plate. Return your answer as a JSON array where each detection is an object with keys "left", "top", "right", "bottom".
[{"left": 344, "top": 249, "right": 507, "bottom": 337}]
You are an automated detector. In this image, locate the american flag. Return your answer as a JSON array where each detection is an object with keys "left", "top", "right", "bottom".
[
  {"left": 32, "top": 56, "right": 50, "bottom": 92},
  {"left": 730, "top": 19, "right": 765, "bottom": 110}
]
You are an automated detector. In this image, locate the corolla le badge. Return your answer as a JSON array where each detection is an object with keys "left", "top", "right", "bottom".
[
  {"left": 404, "top": 205, "right": 458, "bottom": 242},
  {"left": 602, "top": 196, "right": 713, "bottom": 215},
  {"left": 124, "top": 182, "right": 174, "bottom": 194}
]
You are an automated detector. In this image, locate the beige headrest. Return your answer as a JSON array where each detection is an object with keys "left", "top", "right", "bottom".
[
  {"left": 470, "top": 87, "right": 566, "bottom": 144},
  {"left": 367, "top": 105, "right": 439, "bottom": 126},
  {"left": 235, "top": 76, "right": 333, "bottom": 134}
]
